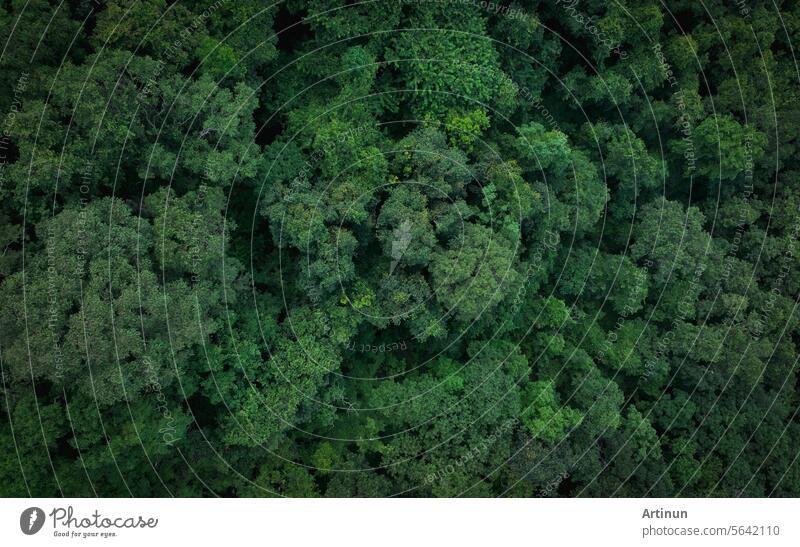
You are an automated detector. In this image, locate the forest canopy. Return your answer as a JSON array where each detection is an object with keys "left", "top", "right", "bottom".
[{"left": 1, "top": 0, "right": 800, "bottom": 498}]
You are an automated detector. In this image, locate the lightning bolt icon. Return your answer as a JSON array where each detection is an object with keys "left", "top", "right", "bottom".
[{"left": 28, "top": 509, "right": 38, "bottom": 531}]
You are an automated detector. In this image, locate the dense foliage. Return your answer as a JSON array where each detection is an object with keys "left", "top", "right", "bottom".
[{"left": 1, "top": 0, "right": 800, "bottom": 497}]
